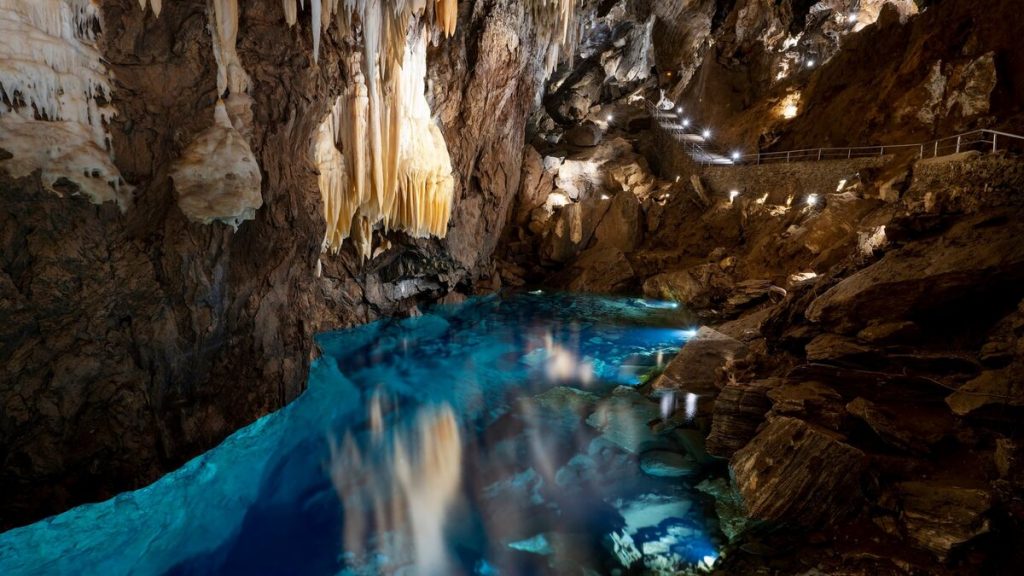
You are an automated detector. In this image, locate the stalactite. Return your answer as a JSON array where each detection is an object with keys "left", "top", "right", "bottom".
[
  {"left": 138, "top": 0, "right": 163, "bottom": 17},
  {"left": 314, "top": 7, "right": 455, "bottom": 260},
  {"left": 0, "top": 0, "right": 129, "bottom": 207},
  {"left": 435, "top": 0, "right": 456, "bottom": 37}
]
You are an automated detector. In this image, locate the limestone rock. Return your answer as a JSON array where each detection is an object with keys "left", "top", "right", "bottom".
[
  {"left": 653, "top": 327, "right": 748, "bottom": 393},
  {"left": 846, "top": 397, "right": 952, "bottom": 453},
  {"left": 806, "top": 216, "right": 1024, "bottom": 332},
  {"left": 897, "top": 481, "right": 992, "bottom": 559},
  {"left": 805, "top": 333, "right": 880, "bottom": 367},
  {"left": 732, "top": 417, "right": 866, "bottom": 527},
  {"left": 706, "top": 379, "right": 775, "bottom": 458},
  {"left": 554, "top": 246, "right": 636, "bottom": 294},
  {"left": 592, "top": 191, "right": 642, "bottom": 253},
  {"left": 586, "top": 386, "right": 661, "bottom": 454},
  {"left": 540, "top": 196, "right": 611, "bottom": 263},
  {"left": 946, "top": 366, "right": 1024, "bottom": 417},
  {"left": 767, "top": 381, "right": 846, "bottom": 431},
  {"left": 639, "top": 450, "right": 699, "bottom": 478},
  {"left": 643, "top": 264, "right": 734, "bottom": 309},
  {"left": 564, "top": 122, "right": 603, "bottom": 147}
]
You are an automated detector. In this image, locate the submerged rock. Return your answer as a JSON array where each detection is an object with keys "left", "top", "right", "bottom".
[
  {"left": 639, "top": 450, "right": 699, "bottom": 478},
  {"left": 586, "top": 386, "right": 660, "bottom": 454},
  {"left": 731, "top": 417, "right": 866, "bottom": 527},
  {"left": 696, "top": 478, "right": 751, "bottom": 542}
]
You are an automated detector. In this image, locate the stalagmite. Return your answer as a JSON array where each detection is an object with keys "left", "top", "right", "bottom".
[{"left": 0, "top": 0, "right": 130, "bottom": 208}]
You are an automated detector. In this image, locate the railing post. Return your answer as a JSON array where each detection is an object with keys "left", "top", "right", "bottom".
[
  {"left": 880, "top": 147, "right": 884, "bottom": 156},
  {"left": 956, "top": 136, "right": 961, "bottom": 154},
  {"left": 786, "top": 151, "right": 791, "bottom": 163},
  {"left": 848, "top": 149, "right": 852, "bottom": 159},
  {"left": 993, "top": 133, "right": 998, "bottom": 153},
  {"left": 817, "top": 149, "right": 822, "bottom": 161},
  {"left": 920, "top": 144, "right": 924, "bottom": 159},
  {"left": 934, "top": 141, "right": 938, "bottom": 157}
]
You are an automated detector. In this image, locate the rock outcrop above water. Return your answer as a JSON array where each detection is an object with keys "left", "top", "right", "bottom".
[{"left": 0, "top": 0, "right": 560, "bottom": 528}]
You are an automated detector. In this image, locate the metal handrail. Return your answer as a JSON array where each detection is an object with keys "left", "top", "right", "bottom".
[
  {"left": 644, "top": 100, "right": 733, "bottom": 167},
  {"left": 737, "top": 129, "right": 1024, "bottom": 165},
  {"left": 641, "top": 96, "right": 1024, "bottom": 167}
]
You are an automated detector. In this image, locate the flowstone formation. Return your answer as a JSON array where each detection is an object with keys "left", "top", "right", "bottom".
[{"left": 0, "top": 0, "right": 129, "bottom": 207}]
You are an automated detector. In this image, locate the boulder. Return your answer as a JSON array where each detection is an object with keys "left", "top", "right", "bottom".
[
  {"left": 897, "top": 481, "right": 991, "bottom": 560},
  {"left": 732, "top": 417, "right": 866, "bottom": 527},
  {"left": 592, "top": 191, "right": 642, "bottom": 253},
  {"left": 639, "top": 450, "right": 699, "bottom": 478},
  {"left": 805, "top": 333, "right": 881, "bottom": 367},
  {"left": 643, "top": 264, "right": 734, "bottom": 309},
  {"left": 540, "top": 196, "right": 611, "bottom": 263},
  {"left": 586, "top": 386, "right": 661, "bottom": 454},
  {"left": 554, "top": 246, "right": 636, "bottom": 294},
  {"left": 706, "top": 379, "right": 775, "bottom": 458},
  {"left": 806, "top": 215, "right": 1024, "bottom": 332},
  {"left": 696, "top": 478, "right": 752, "bottom": 542},
  {"left": 653, "top": 327, "right": 748, "bottom": 393},
  {"left": 945, "top": 365, "right": 1024, "bottom": 417},
  {"left": 564, "top": 122, "right": 603, "bottom": 147},
  {"left": 514, "top": 146, "right": 556, "bottom": 225}
]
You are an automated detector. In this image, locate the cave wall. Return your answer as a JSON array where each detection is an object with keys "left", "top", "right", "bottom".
[{"left": 0, "top": 0, "right": 554, "bottom": 528}]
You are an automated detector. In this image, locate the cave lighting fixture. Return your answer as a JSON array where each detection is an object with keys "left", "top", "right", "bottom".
[
  {"left": 807, "top": 193, "right": 820, "bottom": 206},
  {"left": 702, "top": 128, "right": 711, "bottom": 139},
  {"left": 731, "top": 151, "right": 741, "bottom": 161},
  {"left": 806, "top": 59, "right": 816, "bottom": 68},
  {"left": 848, "top": 12, "right": 859, "bottom": 24},
  {"left": 729, "top": 189, "right": 740, "bottom": 202},
  {"left": 682, "top": 118, "right": 691, "bottom": 127}
]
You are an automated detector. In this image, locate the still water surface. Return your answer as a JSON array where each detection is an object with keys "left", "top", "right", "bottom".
[{"left": 0, "top": 292, "right": 723, "bottom": 575}]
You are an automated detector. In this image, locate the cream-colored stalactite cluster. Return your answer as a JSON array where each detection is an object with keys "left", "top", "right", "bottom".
[
  {"left": 531, "top": 0, "right": 580, "bottom": 75},
  {"left": 168, "top": 0, "right": 263, "bottom": 227},
  {"left": 280, "top": 1, "right": 458, "bottom": 63},
  {"left": 316, "top": 30, "right": 453, "bottom": 261},
  {"left": 0, "top": 0, "right": 130, "bottom": 208}
]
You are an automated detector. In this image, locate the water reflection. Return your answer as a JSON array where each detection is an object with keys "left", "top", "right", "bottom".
[
  {"left": 330, "top": 395, "right": 462, "bottom": 574},
  {"left": 0, "top": 292, "right": 722, "bottom": 576}
]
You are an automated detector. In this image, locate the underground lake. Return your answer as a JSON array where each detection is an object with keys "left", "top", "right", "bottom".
[{"left": 0, "top": 292, "right": 725, "bottom": 575}]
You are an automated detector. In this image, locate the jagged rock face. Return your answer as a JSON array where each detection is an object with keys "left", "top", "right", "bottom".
[
  {"left": 0, "top": 0, "right": 553, "bottom": 528},
  {"left": 731, "top": 416, "right": 866, "bottom": 527}
]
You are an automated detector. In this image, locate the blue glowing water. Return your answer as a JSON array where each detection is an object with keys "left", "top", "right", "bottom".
[{"left": 0, "top": 292, "right": 722, "bottom": 575}]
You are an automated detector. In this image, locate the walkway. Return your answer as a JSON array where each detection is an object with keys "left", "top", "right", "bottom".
[{"left": 646, "top": 101, "right": 1024, "bottom": 169}]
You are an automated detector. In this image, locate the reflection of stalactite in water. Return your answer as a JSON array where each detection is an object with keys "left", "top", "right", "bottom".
[{"left": 329, "top": 401, "right": 462, "bottom": 574}]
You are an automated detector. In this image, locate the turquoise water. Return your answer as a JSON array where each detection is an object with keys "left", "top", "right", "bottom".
[{"left": 0, "top": 292, "right": 722, "bottom": 575}]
